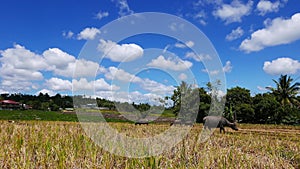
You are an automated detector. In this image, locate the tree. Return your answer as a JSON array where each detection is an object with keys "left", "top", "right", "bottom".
[
  {"left": 205, "top": 80, "right": 226, "bottom": 117},
  {"left": 225, "top": 87, "right": 252, "bottom": 122},
  {"left": 266, "top": 74, "right": 300, "bottom": 107},
  {"left": 171, "top": 81, "right": 199, "bottom": 122},
  {"left": 235, "top": 103, "right": 255, "bottom": 123},
  {"left": 252, "top": 93, "right": 280, "bottom": 124},
  {"left": 196, "top": 87, "right": 211, "bottom": 123}
]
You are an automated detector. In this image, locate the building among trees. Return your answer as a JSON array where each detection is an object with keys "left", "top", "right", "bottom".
[{"left": 0, "top": 100, "right": 21, "bottom": 110}]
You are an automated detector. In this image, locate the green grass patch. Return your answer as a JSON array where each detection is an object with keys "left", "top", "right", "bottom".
[{"left": 0, "top": 110, "right": 78, "bottom": 121}]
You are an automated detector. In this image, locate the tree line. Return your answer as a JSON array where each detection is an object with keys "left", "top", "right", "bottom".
[
  {"left": 1, "top": 75, "right": 299, "bottom": 125},
  {"left": 171, "top": 75, "right": 300, "bottom": 125}
]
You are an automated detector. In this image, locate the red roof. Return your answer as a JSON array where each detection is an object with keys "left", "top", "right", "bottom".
[{"left": 0, "top": 100, "right": 20, "bottom": 104}]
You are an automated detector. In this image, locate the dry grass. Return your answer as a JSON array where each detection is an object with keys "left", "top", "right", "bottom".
[{"left": 0, "top": 121, "right": 299, "bottom": 168}]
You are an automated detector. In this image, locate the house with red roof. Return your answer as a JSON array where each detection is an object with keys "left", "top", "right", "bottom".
[{"left": 0, "top": 100, "right": 21, "bottom": 110}]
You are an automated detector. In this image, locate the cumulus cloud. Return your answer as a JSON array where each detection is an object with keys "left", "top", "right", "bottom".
[
  {"left": 73, "top": 78, "right": 120, "bottom": 92},
  {"left": 0, "top": 44, "right": 102, "bottom": 92},
  {"left": 169, "top": 22, "right": 185, "bottom": 32},
  {"left": 105, "top": 67, "right": 142, "bottom": 83},
  {"left": 0, "top": 44, "right": 47, "bottom": 71},
  {"left": 0, "top": 44, "right": 46, "bottom": 89},
  {"left": 174, "top": 41, "right": 195, "bottom": 48},
  {"left": 139, "top": 78, "right": 175, "bottom": 95},
  {"left": 240, "top": 13, "right": 300, "bottom": 53},
  {"left": 98, "top": 39, "right": 144, "bottom": 62},
  {"left": 73, "top": 59, "right": 102, "bottom": 78},
  {"left": 62, "top": 31, "right": 74, "bottom": 39},
  {"left": 263, "top": 57, "right": 300, "bottom": 75},
  {"left": 226, "top": 27, "right": 244, "bottom": 41},
  {"left": 213, "top": 0, "right": 253, "bottom": 24},
  {"left": 43, "top": 48, "right": 76, "bottom": 70},
  {"left": 95, "top": 11, "right": 109, "bottom": 20},
  {"left": 43, "top": 48, "right": 101, "bottom": 78},
  {"left": 36, "top": 89, "right": 56, "bottom": 96},
  {"left": 104, "top": 66, "right": 174, "bottom": 95},
  {"left": 202, "top": 61, "right": 233, "bottom": 75},
  {"left": 147, "top": 55, "right": 193, "bottom": 71},
  {"left": 46, "top": 78, "right": 72, "bottom": 91},
  {"left": 223, "top": 61, "right": 233, "bottom": 73},
  {"left": 1, "top": 79, "right": 38, "bottom": 92},
  {"left": 111, "top": 0, "right": 133, "bottom": 17},
  {"left": 77, "top": 27, "right": 100, "bottom": 40},
  {"left": 256, "top": 0, "right": 280, "bottom": 16},
  {"left": 185, "top": 52, "right": 212, "bottom": 62},
  {"left": 96, "top": 91, "right": 165, "bottom": 105},
  {"left": 194, "top": 10, "right": 208, "bottom": 26}
]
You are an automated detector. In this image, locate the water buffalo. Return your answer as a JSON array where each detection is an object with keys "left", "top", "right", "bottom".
[{"left": 203, "top": 116, "right": 238, "bottom": 133}]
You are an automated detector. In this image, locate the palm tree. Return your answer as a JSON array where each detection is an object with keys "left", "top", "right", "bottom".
[{"left": 266, "top": 75, "right": 300, "bottom": 107}]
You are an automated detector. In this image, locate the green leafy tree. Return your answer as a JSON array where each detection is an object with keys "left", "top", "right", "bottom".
[
  {"left": 266, "top": 74, "right": 300, "bottom": 107},
  {"left": 252, "top": 93, "right": 280, "bottom": 124},
  {"left": 171, "top": 81, "right": 199, "bottom": 122},
  {"left": 235, "top": 103, "right": 255, "bottom": 123},
  {"left": 171, "top": 81, "right": 188, "bottom": 116},
  {"left": 196, "top": 87, "right": 211, "bottom": 122},
  {"left": 206, "top": 80, "right": 226, "bottom": 117},
  {"left": 226, "top": 86, "right": 252, "bottom": 122}
]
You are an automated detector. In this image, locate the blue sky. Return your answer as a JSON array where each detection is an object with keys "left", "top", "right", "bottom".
[{"left": 0, "top": 0, "right": 300, "bottom": 103}]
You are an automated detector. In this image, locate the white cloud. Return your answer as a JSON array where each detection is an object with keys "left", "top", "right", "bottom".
[
  {"left": 147, "top": 55, "right": 193, "bottom": 71},
  {"left": 0, "top": 44, "right": 104, "bottom": 93},
  {"left": 175, "top": 41, "right": 195, "bottom": 48},
  {"left": 256, "top": 0, "right": 280, "bottom": 16},
  {"left": 46, "top": 78, "right": 72, "bottom": 91},
  {"left": 77, "top": 27, "right": 100, "bottom": 40},
  {"left": 1, "top": 79, "right": 37, "bottom": 92},
  {"left": 95, "top": 11, "right": 109, "bottom": 20},
  {"left": 73, "top": 78, "right": 119, "bottom": 92},
  {"left": 98, "top": 39, "right": 143, "bottom": 62},
  {"left": 194, "top": 10, "right": 207, "bottom": 26},
  {"left": 0, "top": 44, "right": 46, "bottom": 86},
  {"left": 213, "top": 0, "right": 253, "bottom": 24},
  {"left": 36, "top": 89, "right": 56, "bottom": 96},
  {"left": 95, "top": 78, "right": 120, "bottom": 91},
  {"left": 105, "top": 67, "right": 142, "bottom": 83},
  {"left": 43, "top": 48, "right": 76, "bottom": 70},
  {"left": 169, "top": 22, "right": 185, "bottom": 32},
  {"left": 263, "top": 57, "right": 300, "bottom": 75},
  {"left": 96, "top": 91, "right": 164, "bottom": 105},
  {"left": 0, "top": 44, "right": 47, "bottom": 71},
  {"left": 73, "top": 59, "right": 102, "bottom": 78},
  {"left": 111, "top": 0, "right": 133, "bottom": 17},
  {"left": 139, "top": 78, "right": 175, "bottom": 95},
  {"left": 0, "top": 88, "right": 8, "bottom": 94},
  {"left": 202, "top": 69, "right": 220, "bottom": 75},
  {"left": 185, "top": 52, "right": 212, "bottom": 62},
  {"left": 202, "top": 61, "right": 233, "bottom": 74},
  {"left": 257, "top": 86, "right": 268, "bottom": 91},
  {"left": 240, "top": 13, "right": 300, "bottom": 53},
  {"left": 104, "top": 66, "right": 174, "bottom": 95},
  {"left": 178, "top": 73, "right": 188, "bottom": 81},
  {"left": 226, "top": 27, "right": 244, "bottom": 41},
  {"left": 62, "top": 31, "right": 74, "bottom": 39},
  {"left": 43, "top": 48, "right": 101, "bottom": 78},
  {"left": 72, "top": 78, "right": 94, "bottom": 91},
  {"left": 223, "top": 61, "right": 233, "bottom": 73}
]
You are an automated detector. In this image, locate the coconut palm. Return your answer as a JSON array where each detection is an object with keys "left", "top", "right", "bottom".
[{"left": 266, "top": 75, "right": 300, "bottom": 107}]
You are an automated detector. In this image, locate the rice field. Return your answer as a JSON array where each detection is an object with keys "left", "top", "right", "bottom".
[{"left": 0, "top": 121, "right": 299, "bottom": 168}]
